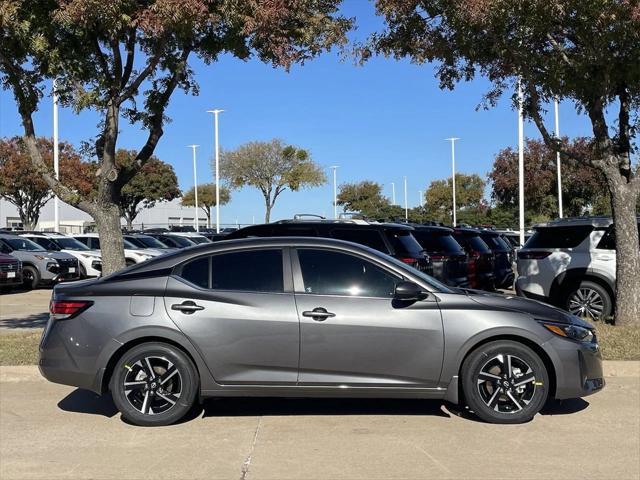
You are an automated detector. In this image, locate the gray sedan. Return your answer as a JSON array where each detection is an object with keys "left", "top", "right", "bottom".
[{"left": 39, "top": 237, "right": 604, "bottom": 426}]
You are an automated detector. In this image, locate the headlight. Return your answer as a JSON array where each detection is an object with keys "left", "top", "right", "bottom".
[
  {"left": 540, "top": 321, "right": 594, "bottom": 343},
  {"left": 34, "top": 255, "right": 47, "bottom": 260}
]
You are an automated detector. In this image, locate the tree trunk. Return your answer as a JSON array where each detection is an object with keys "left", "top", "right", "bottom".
[
  {"left": 94, "top": 204, "right": 126, "bottom": 275},
  {"left": 125, "top": 214, "right": 133, "bottom": 231},
  {"left": 608, "top": 177, "right": 640, "bottom": 326},
  {"left": 264, "top": 202, "right": 272, "bottom": 223}
]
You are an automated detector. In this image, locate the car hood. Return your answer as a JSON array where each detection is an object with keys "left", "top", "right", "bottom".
[
  {"left": 63, "top": 249, "right": 101, "bottom": 258},
  {"left": 461, "top": 289, "right": 583, "bottom": 325}
]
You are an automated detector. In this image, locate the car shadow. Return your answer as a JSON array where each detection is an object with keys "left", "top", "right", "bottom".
[
  {"left": 58, "top": 389, "right": 119, "bottom": 418},
  {"left": 0, "top": 313, "right": 48, "bottom": 329},
  {"left": 540, "top": 398, "right": 590, "bottom": 416}
]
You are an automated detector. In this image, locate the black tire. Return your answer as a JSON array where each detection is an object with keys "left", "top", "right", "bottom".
[
  {"left": 565, "top": 280, "right": 612, "bottom": 321},
  {"left": 110, "top": 342, "right": 199, "bottom": 427},
  {"left": 461, "top": 340, "right": 549, "bottom": 424},
  {"left": 79, "top": 264, "right": 87, "bottom": 279},
  {"left": 22, "top": 265, "right": 40, "bottom": 290}
]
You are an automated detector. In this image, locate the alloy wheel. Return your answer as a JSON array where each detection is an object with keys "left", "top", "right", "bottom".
[
  {"left": 568, "top": 288, "right": 604, "bottom": 320},
  {"left": 123, "top": 356, "right": 182, "bottom": 415},
  {"left": 476, "top": 354, "right": 536, "bottom": 413}
]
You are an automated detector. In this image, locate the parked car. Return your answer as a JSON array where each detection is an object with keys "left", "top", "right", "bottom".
[
  {"left": 144, "top": 233, "right": 198, "bottom": 249},
  {"left": 40, "top": 236, "right": 604, "bottom": 426},
  {"left": 167, "top": 232, "right": 211, "bottom": 245},
  {"left": 452, "top": 228, "right": 495, "bottom": 290},
  {"left": 73, "top": 233, "right": 163, "bottom": 265},
  {"left": 410, "top": 225, "right": 469, "bottom": 287},
  {"left": 226, "top": 218, "right": 431, "bottom": 273},
  {"left": 516, "top": 217, "right": 640, "bottom": 320},
  {"left": 123, "top": 234, "right": 178, "bottom": 253},
  {"left": 0, "top": 253, "right": 23, "bottom": 290},
  {"left": 19, "top": 232, "right": 102, "bottom": 278},
  {"left": 0, "top": 233, "right": 80, "bottom": 289},
  {"left": 478, "top": 230, "right": 515, "bottom": 290}
]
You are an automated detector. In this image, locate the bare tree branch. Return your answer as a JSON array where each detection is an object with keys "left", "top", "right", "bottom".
[
  {"left": 546, "top": 33, "right": 573, "bottom": 67},
  {"left": 120, "top": 28, "right": 136, "bottom": 88}
]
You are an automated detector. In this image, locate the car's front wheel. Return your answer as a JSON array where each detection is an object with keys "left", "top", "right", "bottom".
[
  {"left": 461, "top": 340, "right": 549, "bottom": 424},
  {"left": 110, "top": 342, "right": 199, "bottom": 427}
]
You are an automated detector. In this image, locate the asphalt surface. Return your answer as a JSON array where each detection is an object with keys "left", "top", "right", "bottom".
[{"left": 1, "top": 365, "right": 638, "bottom": 480}]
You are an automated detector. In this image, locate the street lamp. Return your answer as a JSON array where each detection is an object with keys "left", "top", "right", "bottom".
[
  {"left": 517, "top": 81, "right": 525, "bottom": 246},
  {"left": 187, "top": 145, "right": 199, "bottom": 232},
  {"left": 206, "top": 109, "right": 224, "bottom": 233},
  {"left": 418, "top": 190, "right": 423, "bottom": 208},
  {"left": 53, "top": 79, "right": 59, "bottom": 232},
  {"left": 330, "top": 166, "right": 338, "bottom": 219},
  {"left": 403, "top": 176, "right": 408, "bottom": 221},
  {"left": 390, "top": 182, "right": 396, "bottom": 205},
  {"left": 554, "top": 98, "right": 563, "bottom": 219},
  {"left": 445, "top": 137, "right": 460, "bottom": 227}
]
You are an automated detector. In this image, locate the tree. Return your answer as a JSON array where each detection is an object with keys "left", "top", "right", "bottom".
[
  {"left": 489, "top": 138, "right": 610, "bottom": 221},
  {"left": 181, "top": 183, "right": 230, "bottom": 228},
  {"left": 424, "top": 173, "right": 486, "bottom": 225},
  {"left": 337, "top": 181, "right": 389, "bottom": 217},
  {"left": 221, "top": 139, "right": 326, "bottom": 222},
  {"left": 116, "top": 150, "right": 181, "bottom": 230},
  {"left": 367, "top": 0, "right": 640, "bottom": 325},
  {"left": 1, "top": 1, "right": 351, "bottom": 274},
  {"left": 0, "top": 136, "right": 93, "bottom": 229}
]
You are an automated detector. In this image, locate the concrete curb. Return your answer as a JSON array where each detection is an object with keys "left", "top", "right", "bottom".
[{"left": 2, "top": 361, "right": 639, "bottom": 383}]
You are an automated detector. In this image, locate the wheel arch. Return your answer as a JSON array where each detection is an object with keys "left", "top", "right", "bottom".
[
  {"left": 457, "top": 334, "right": 557, "bottom": 399},
  {"left": 550, "top": 269, "right": 615, "bottom": 307}
]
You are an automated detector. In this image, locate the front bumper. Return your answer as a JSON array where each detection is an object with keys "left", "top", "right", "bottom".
[
  {"left": 0, "top": 271, "right": 23, "bottom": 286},
  {"left": 546, "top": 336, "right": 605, "bottom": 400}
]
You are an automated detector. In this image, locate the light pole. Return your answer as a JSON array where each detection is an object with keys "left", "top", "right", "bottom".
[
  {"left": 390, "top": 182, "right": 396, "bottom": 205},
  {"left": 445, "top": 137, "right": 460, "bottom": 227},
  {"left": 418, "top": 190, "right": 423, "bottom": 208},
  {"left": 518, "top": 81, "right": 525, "bottom": 246},
  {"left": 187, "top": 145, "right": 200, "bottom": 232},
  {"left": 207, "top": 109, "right": 224, "bottom": 233},
  {"left": 330, "top": 166, "right": 338, "bottom": 219},
  {"left": 403, "top": 176, "right": 408, "bottom": 221},
  {"left": 53, "top": 79, "right": 59, "bottom": 232},
  {"left": 554, "top": 98, "right": 563, "bottom": 218}
]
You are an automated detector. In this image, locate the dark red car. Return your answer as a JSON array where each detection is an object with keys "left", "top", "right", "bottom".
[
  {"left": 453, "top": 228, "right": 495, "bottom": 290},
  {"left": 0, "top": 253, "right": 22, "bottom": 290}
]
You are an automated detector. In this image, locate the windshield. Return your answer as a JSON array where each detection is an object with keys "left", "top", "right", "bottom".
[
  {"left": 122, "top": 239, "right": 139, "bottom": 249},
  {"left": 189, "top": 236, "right": 210, "bottom": 245},
  {"left": 55, "top": 237, "right": 90, "bottom": 251},
  {"left": 135, "top": 235, "right": 169, "bottom": 249},
  {"left": 124, "top": 236, "right": 146, "bottom": 248},
  {"left": 163, "top": 235, "right": 195, "bottom": 247},
  {"left": 3, "top": 237, "right": 46, "bottom": 252}
]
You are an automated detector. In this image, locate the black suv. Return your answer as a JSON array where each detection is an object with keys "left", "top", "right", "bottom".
[
  {"left": 410, "top": 225, "right": 469, "bottom": 287},
  {"left": 226, "top": 219, "right": 432, "bottom": 273},
  {"left": 452, "top": 228, "right": 495, "bottom": 290},
  {"left": 478, "top": 230, "right": 515, "bottom": 289}
]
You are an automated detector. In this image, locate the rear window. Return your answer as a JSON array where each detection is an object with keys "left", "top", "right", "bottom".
[
  {"left": 525, "top": 226, "right": 593, "bottom": 249},
  {"left": 412, "top": 231, "right": 464, "bottom": 253},
  {"left": 386, "top": 231, "right": 424, "bottom": 256},
  {"left": 330, "top": 229, "right": 389, "bottom": 253},
  {"left": 480, "top": 234, "right": 510, "bottom": 251},
  {"left": 454, "top": 233, "right": 492, "bottom": 253}
]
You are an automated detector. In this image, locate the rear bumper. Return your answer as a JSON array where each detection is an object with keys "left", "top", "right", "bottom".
[{"left": 546, "top": 336, "right": 605, "bottom": 400}]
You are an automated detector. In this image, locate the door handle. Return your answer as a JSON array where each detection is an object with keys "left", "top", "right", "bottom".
[
  {"left": 171, "top": 301, "right": 204, "bottom": 314},
  {"left": 302, "top": 307, "right": 336, "bottom": 321}
]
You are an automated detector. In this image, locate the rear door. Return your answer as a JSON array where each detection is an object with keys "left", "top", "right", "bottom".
[
  {"left": 293, "top": 248, "right": 444, "bottom": 387},
  {"left": 164, "top": 247, "right": 300, "bottom": 385}
]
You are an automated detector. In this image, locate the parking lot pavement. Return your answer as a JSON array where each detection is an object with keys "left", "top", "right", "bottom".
[
  {"left": 1, "top": 366, "right": 638, "bottom": 480},
  {"left": 0, "top": 289, "right": 51, "bottom": 329}
]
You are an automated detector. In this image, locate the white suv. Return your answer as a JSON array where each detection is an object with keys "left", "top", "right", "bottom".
[
  {"left": 73, "top": 233, "right": 164, "bottom": 265},
  {"left": 20, "top": 232, "right": 103, "bottom": 278},
  {"left": 516, "top": 217, "right": 639, "bottom": 320}
]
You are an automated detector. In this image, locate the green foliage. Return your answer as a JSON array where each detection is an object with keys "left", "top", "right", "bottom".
[
  {"left": 221, "top": 139, "right": 326, "bottom": 222},
  {"left": 181, "top": 183, "right": 230, "bottom": 226},
  {"left": 424, "top": 173, "right": 486, "bottom": 225}
]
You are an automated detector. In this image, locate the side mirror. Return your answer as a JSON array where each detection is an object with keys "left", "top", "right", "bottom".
[{"left": 394, "top": 281, "right": 428, "bottom": 301}]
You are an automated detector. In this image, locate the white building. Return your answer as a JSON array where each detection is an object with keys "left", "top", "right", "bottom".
[{"left": 0, "top": 197, "right": 214, "bottom": 233}]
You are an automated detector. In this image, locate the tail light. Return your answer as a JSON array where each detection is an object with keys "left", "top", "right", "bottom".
[
  {"left": 467, "top": 252, "right": 479, "bottom": 288},
  {"left": 518, "top": 251, "right": 551, "bottom": 260},
  {"left": 399, "top": 257, "right": 419, "bottom": 267},
  {"left": 430, "top": 254, "right": 446, "bottom": 261},
  {"left": 50, "top": 300, "right": 93, "bottom": 320}
]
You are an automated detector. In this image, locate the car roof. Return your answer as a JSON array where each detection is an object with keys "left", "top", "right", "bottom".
[
  {"left": 411, "top": 225, "right": 454, "bottom": 234},
  {"left": 239, "top": 221, "right": 414, "bottom": 232},
  {"left": 533, "top": 216, "right": 619, "bottom": 229},
  {"left": 452, "top": 227, "right": 481, "bottom": 235},
  {"left": 0, "top": 233, "right": 23, "bottom": 239}
]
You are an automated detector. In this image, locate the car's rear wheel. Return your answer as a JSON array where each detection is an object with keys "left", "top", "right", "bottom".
[
  {"left": 22, "top": 265, "right": 39, "bottom": 290},
  {"left": 565, "top": 280, "right": 612, "bottom": 321},
  {"left": 461, "top": 340, "right": 549, "bottom": 424},
  {"left": 110, "top": 342, "right": 198, "bottom": 427}
]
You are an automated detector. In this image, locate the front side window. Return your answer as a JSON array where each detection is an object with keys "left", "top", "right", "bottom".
[
  {"left": 297, "top": 249, "right": 399, "bottom": 297},
  {"left": 30, "top": 237, "right": 59, "bottom": 251},
  {"left": 55, "top": 237, "right": 89, "bottom": 251}
]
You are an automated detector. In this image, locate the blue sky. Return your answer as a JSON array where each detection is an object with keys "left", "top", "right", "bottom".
[{"left": 0, "top": 1, "right": 601, "bottom": 224}]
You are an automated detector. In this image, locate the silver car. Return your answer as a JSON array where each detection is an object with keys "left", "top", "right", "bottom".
[{"left": 39, "top": 237, "right": 603, "bottom": 426}]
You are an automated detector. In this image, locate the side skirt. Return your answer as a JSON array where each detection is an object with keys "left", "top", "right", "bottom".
[{"left": 201, "top": 385, "right": 448, "bottom": 400}]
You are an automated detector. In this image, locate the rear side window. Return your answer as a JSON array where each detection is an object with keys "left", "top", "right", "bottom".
[
  {"left": 386, "top": 231, "right": 424, "bottom": 256},
  {"left": 179, "top": 249, "right": 284, "bottom": 292},
  {"left": 525, "top": 226, "right": 593, "bottom": 249},
  {"left": 454, "top": 234, "right": 491, "bottom": 253},
  {"left": 413, "top": 231, "right": 463, "bottom": 253},
  {"left": 330, "top": 229, "right": 389, "bottom": 253},
  {"left": 30, "top": 237, "right": 58, "bottom": 250}
]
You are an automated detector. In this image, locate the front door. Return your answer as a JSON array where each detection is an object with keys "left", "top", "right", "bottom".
[
  {"left": 165, "top": 248, "right": 299, "bottom": 385},
  {"left": 293, "top": 248, "right": 444, "bottom": 387}
]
